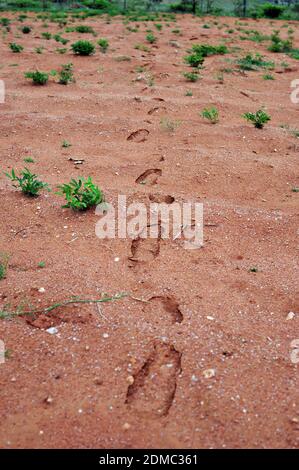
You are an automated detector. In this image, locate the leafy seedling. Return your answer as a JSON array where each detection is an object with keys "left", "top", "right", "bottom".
[
  {"left": 201, "top": 107, "right": 219, "bottom": 124},
  {"left": 57, "top": 177, "right": 103, "bottom": 211},
  {"left": 58, "top": 63, "right": 74, "bottom": 85},
  {"left": 243, "top": 109, "right": 271, "bottom": 129},
  {"left": 0, "top": 253, "right": 9, "bottom": 280},
  {"left": 98, "top": 38, "right": 109, "bottom": 53},
  {"left": 5, "top": 168, "right": 49, "bottom": 197},
  {"left": 25, "top": 70, "right": 49, "bottom": 85},
  {"left": 9, "top": 43, "right": 23, "bottom": 53}
]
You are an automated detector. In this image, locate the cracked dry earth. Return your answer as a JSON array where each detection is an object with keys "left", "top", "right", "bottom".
[{"left": 0, "top": 13, "right": 298, "bottom": 449}]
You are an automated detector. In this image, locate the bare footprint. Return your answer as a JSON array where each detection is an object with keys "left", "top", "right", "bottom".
[
  {"left": 126, "top": 342, "right": 182, "bottom": 418},
  {"left": 135, "top": 168, "right": 162, "bottom": 185},
  {"left": 129, "top": 236, "right": 160, "bottom": 263},
  {"left": 144, "top": 296, "right": 183, "bottom": 325},
  {"left": 127, "top": 129, "right": 149, "bottom": 143}
]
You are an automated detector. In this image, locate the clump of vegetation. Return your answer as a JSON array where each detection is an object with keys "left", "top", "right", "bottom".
[
  {"left": 183, "top": 71, "right": 200, "bottom": 82},
  {"left": 53, "top": 34, "right": 69, "bottom": 45},
  {"left": 146, "top": 32, "right": 157, "bottom": 44},
  {"left": 0, "top": 253, "right": 9, "bottom": 280},
  {"left": 62, "top": 139, "right": 71, "bottom": 148},
  {"left": 184, "top": 52, "right": 205, "bottom": 68},
  {"left": 71, "top": 40, "right": 95, "bottom": 56},
  {"left": 22, "top": 25, "right": 31, "bottom": 34},
  {"left": 9, "top": 43, "right": 23, "bottom": 53},
  {"left": 263, "top": 73, "right": 274, "bottom": 80},
  {"left": 243, "top": 109, "right": 271, "bottom": 129},
  {"left": 57, "top": 177, "right": 103, "bottom": 211},
  {"left": 237, "top": 53, "right": 274, "bottom": 71},
  {"left": 75, "top": 25, "right": 95, "bottom": 34},
  {"left": 35, "top": 46, "right": 44, "bottom": 54},
  {"left": 191, "top": 44, "right": 228, "bottom": 57},
  {"left": 201, "top": 107, "right": 219, "bottom": 124},
  {"left": 58, "top": 63, "right": 74, "bottom": 85},
  {"left": 5, "top": 168, "right": 49, "bottom": 197},
  {"left": 268, "top": 31, "right": 292, "bottom": 53},
  {"left": 25, "top": 70, "right": 49, "bottom": 85},
  {"left": 98, "top": 38, "right": 109, "bottom": 53},
  {"left": 160, "top": 117, "right": 181, "bottom": 133},
  {"left": 42, "top": 32, "right": 51, "bottom": 40}
]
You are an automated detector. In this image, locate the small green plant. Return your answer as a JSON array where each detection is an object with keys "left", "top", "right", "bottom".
[
  {"left": 191, "top": 44, "right": 228, "bottom": 57},
  {"left": 146, "top": 33, "right": 157, "bottom": 44},
  {"left": 243, "top": 109, "right": 271, "bottom": 129},
  {"left": 201, "top": 107, "right": 219, "bottom": 124},
  {"left": 291, "top": 187, "right": 299, "bottom": 193},
  {"left": 5, "top": 168, "right": 49, "bottom": 197},
  {"left": 71, "top": 40, "right": 95, "bottom": 56},
  {"left": 263, "top": 73, "right": 274, "bottom": 80},
  {"left": 184, "top": 52, "right": 204, "bottom": 68},
  {"left": 58, "top": 63, "right": 74, "bottom": 85},
  {"left": 75, "top": 25, "right": 94, "bottom": 34},
  {"left": 237, "top": 53, "right": 274, "bottom": 71},
  {"left": 38, "top": 261, "right": 46, "bottom": 268},
  {"left": 0, "top": 253, "right": 9, "bottom": 280},
  {"left": 57, "top": 177, "right": 103, "bottom": 211},
  {"left": 42, "top": 32, "right": 51, "bottom": 40},
  {"left": 9, "top": 43, "right": 23, "bottom": 53},
  {"left": 268, "top": 31, "right": 292, "bottom": 53},
  {"left": 35, "top": 46, "right": 44, "bottom": 54},
  {"left": 185, "top": 90, "right": 193, "bottom": 96},
  {"left": 183, "top": 71, "right": 200, "bottom": 82},
  {"left": 98, "top": 38, "right": 109, "bottom": 53},
  {"left": 249, "top": 267, "right": 258, "bottom": 273},
  {"left": 23, "top": 157, "right": 34, "bottom": 163},
  {"left": 54, "top": 34, "right": 69, "bottom": 45},
  {"left": 56, "top": 48, "right": 67, "bottom": 54},
  {"left": 25, "top": 70, "right": 49, "bottom": 85},
  {"left": 62, "top": 139, "right": 71, "bottom": 148},
  {"left": 22, "top": 26, "right": 31, "bottom": 34}
]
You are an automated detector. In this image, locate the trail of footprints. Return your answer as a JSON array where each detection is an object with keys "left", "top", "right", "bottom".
[{"left": 125, "top": 133, "right": 183, "bottom": 417}]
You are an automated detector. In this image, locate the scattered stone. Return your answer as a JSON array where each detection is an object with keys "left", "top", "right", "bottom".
[
  {"left": 203, "top": 368, "right": 216, "bottom": 379},
  {"left": 38, "top": 287, "right": 46, "bottom": 293},
  {"left": 126, "top": 375, "right": 134, "bottom": 385},
  {"left": 286, "top": 311, "right": 295, "bottom": 320},
  {"left": 123, "top": 422, "right": 131, "bottom": 430},
  {"left": 46, "top": 327, "right": 58, "bottom": 335}
]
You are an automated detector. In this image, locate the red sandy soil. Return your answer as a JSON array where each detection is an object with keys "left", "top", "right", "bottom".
[{"left": 0, "top": 13, "right": 298, "bottom": 449}]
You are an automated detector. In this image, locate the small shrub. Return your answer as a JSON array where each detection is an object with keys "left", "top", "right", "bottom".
[
  {"left": 5, "top": 168, "right": 49, "bottom": 197},
  {"left": 9, "top": 43, "right": 23, "bottom": 53},
  {"left": 146, "top": 33, "right": 157, "bottom": 44},
  {"left": 191, "top": 44, "right": 228, "bottom": 57},
  {"left": 71, "top": 40, "right": 95, "bottom": 56},
  {"left": 184, "top": 52, "right": 204, "bottom": 68},
  {"left": 58, "top": 63, "right": 74, "bottom": 85},
  {"left": 42, "top": 32, "right": 51, "bottom": 40},
  {"left": 268, "top": 31, "right": 292, "bottom": 53},
  {"left": 25, "top": 70, "right": 49, "bottom": 85},
  {"left": 22, "top": 26, "right": 31, "bottom": 34},
  {"left": 263, "top": 73, "right": 274, "bottom": 80},
  {"left": 98, "top": 38, "right": 109, "bottom": 53},
  {"left": 201, "top": 107, "right": 219, "bottom": 124},
  {"left": 57, "top": 177, "right": 103, "bottom": 211},
  {"left": 183, "top": 71, "right": 200, "bottom": 82},
  {"left": 75, "top": 25, "right": 95, "bottom": 34},
  {"left": 243, "top": 109, "right": 271, "bottom": 128},
  {"left": 62, "top": 139, "right": 71, "bottom": 147},
  {"left": 35, "top": 47, "right": 44, "bottom": 54},
  {"left": 53, "top": 34, "right": 69, "bottom": 45}
]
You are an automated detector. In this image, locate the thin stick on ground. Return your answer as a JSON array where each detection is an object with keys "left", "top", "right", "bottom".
[{"left": 0, "top": 293, "right": 127, "bottom": 319}]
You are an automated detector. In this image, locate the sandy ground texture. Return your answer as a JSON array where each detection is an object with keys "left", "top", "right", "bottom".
[{"left": 0, "top": 12, "right": 298, "bottom": 449}]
